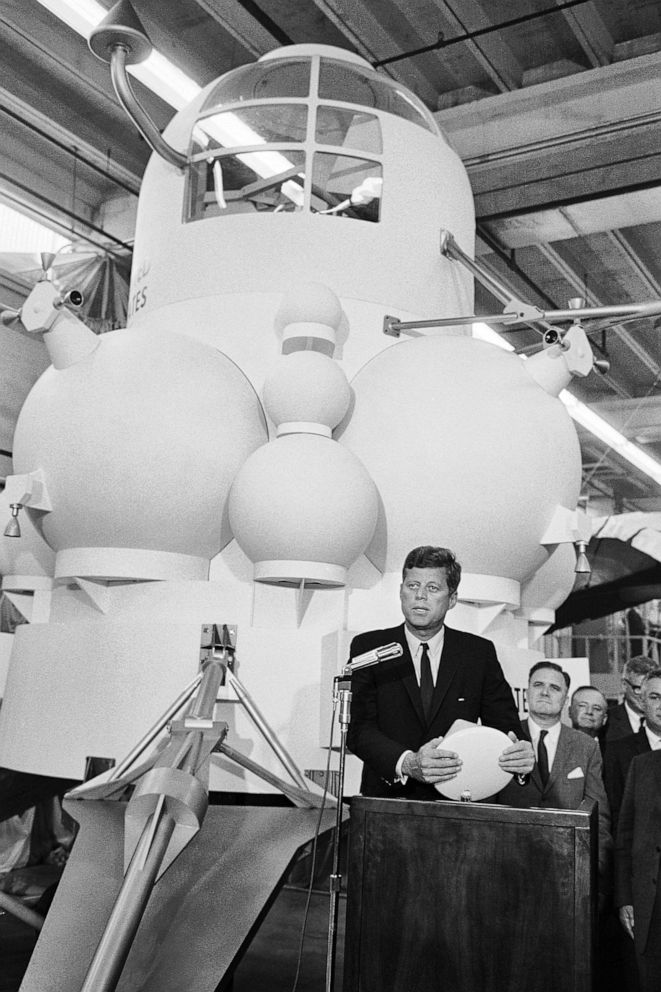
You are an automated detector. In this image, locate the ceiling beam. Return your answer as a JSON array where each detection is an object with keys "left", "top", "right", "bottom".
[
  {"left": 193, "top": 0, "right": 284, "bottom": 56},
  {"left": 533, "top": 241, "right": 660, "bottom": 383},
  {"left": 553, "top": 0, "right": 614, "bottom": 67},
  {"left": 424, "top": 0, "right": 522, "bottom": 91},
  {"left": 309, "top": 0, "right": 440, "bottom": 105},
  {"left": 436, "top": 52, "right": 661, "bottom": 216}
]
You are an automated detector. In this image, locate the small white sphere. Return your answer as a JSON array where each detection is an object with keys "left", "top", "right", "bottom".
[
  {"left": 263, "top": 352, "right": 351, "bottom": 429},
  {"left": 274, "top": 283, "right": 344, "bottom": 338},
  {"left": 228, "top": 433, "right": 378, "bottom": 585}
]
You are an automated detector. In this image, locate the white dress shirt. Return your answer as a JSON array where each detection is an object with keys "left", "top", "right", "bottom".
[
  {"left": 645, "top": 726, "right": 661, "bottom": 750},
  {"left": 528, "top": 717, "right": 562, "bottom": 772},
  {"left": 396, "top": 627, "right": 446, "bottom": 781},
  {"left": 625, "top": 701, "right": 643, "bottom": 733},
  {"left": 404, "top": 626, "right": 445, "bottom": 685}
]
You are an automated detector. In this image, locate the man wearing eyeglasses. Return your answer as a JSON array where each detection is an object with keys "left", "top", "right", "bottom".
[
  {"left": 615, "top": 669, "right": 661, "bottom": 992},
  {"left": 606, "top": 656, "right": 657, "bottom": 743},
  {"left": 605, "top": 669, "right": 661, "bottom": 827}
]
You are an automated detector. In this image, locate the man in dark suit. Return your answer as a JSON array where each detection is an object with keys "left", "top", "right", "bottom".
[
  {"left": 569, "top": 684, "right": 608, "bottom": 755},
  {"left": 606, "top": 669, "right": 661, "bottom": 826},
  {"left": 346, "top": 545, "right": 534, "bottom": 801},
  {"left": 606, "top": 656, "right": 657, "bottom": 743},
  {"left": 498, "top": 661, "right": 612, "bottom": 879},
  {"left": 605, "top": 670, "right": 661, "bottom": 992},
  {"left": 605, "top": 728, "right": 651, "bottom": 830},
  {"left": 615, "top": 749, "right": 661, "bottom": 992}
]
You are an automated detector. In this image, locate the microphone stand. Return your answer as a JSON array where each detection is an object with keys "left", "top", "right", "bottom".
[
  {"left": 325, "top": 670, "right": 352, "bottom": 992},
  {"left": 324, "top": 642, "right": 403, "bottom": 992}
]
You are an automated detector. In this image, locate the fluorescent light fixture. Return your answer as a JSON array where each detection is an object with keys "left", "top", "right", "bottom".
[
  {"left": 560, "top": 389, "right": 661, "bottom": 487},
  {"left": 0, "top": 204, "right": 69, "bottom": 253},
  {"left": 34, "top": 0, "right": 201, "bottom": 110},
  {"left": 35, "top": 0, "right": 104, "bottom": 36},
  {"left": 132, "top": 52, "right": 201, "bottom": 112},
  {"left": 474, "top": 323, "right": 661, "bottom": 488},
  {"left": 472, "top": 322, "right": 515, "bottom": 351}
]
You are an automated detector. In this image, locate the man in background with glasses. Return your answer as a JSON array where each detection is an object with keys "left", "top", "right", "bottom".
[
  {"left": 606, "top": 656, "right": 657, "bottom": 743},
  {"left": 615, "top": 668, "right": 661, "bottom": 992}
]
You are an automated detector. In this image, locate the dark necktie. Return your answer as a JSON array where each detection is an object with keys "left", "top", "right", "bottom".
[
  {"left": 537, "top": 730, "right": 550, "bottom": 786},
  {"left": 420, "top": 642, "right": 433, "bottom": 721}
]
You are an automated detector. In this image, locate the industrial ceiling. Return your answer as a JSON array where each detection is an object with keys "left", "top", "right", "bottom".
[{"left": 1, "top": 0, "right": 661, "bottom": 618}]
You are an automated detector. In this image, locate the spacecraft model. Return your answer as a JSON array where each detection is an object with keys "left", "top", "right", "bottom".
[{"left": 1, "top": 11, "right": 613, "bottom": 802}]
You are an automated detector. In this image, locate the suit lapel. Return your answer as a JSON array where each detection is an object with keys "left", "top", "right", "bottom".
[
  {"left": 546, "top": 724, "right": 567, "bottom": 789},
  {"left": 393, "top": 625, "right": 426, "bottom": 725},
  {"left": 427, "top": 626, "right": 462, "bottom": 727},
  {"left": 653, "top": 752, "right": 661, "bottom": 794}
]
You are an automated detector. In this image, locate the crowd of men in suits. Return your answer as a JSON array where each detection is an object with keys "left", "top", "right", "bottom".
[
  {"left": 572, "top": 655, "right": 661, "bottom": 992},
  {"left": 347, "top": 546, "right": 661, "bottom": 992}
]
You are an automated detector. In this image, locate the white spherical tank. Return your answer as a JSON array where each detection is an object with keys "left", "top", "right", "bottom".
[
  {"left": 263, "top": 352, "right": 351, "bottom": 430},
  {"left": 12, "top": 328, "right": 268, "bottom": 579},
  {"left": 228, "top": 432, "right": 378, "bottom": 585},
  {"left": 337, "top": 334, "right": 581, "bottom": 583},
  {"left": 520, "top": 542, "right": 578, "bottom": 613}
]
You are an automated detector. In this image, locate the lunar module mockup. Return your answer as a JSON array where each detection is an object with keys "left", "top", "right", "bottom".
[{"left": 2, "top": 3, "right": 657, "bottom": 989}]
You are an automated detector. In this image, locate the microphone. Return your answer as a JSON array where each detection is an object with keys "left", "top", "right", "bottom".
[{"left": 344, "top": 642, "right": 403, "bottom": 673}]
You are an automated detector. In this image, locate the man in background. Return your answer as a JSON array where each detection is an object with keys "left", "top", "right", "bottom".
[
  {"left": 605, "top": 668, "right": 661, "bottom": 829},
  {"left": 606, "top": 656, "right": 657, "bottom": 742},
  {"left": 498, "top": 661, "right": 612, "bottom": 882},
  {"left": 615, "top": 748, "right": 661, "bottom": 992},
  {"left": 606, "top": 669, "right": 661, "bottom": 992},
  {"left": 569, "top": 684, "right": 608, "bottom": 753}
]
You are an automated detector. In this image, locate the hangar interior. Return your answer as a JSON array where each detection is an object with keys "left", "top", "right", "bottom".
[{"left": 1, "top": 1, "right": 661, "bottom": 989}]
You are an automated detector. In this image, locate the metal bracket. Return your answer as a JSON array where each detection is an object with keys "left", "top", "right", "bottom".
[{"left": 199, "top": 623, "right": 237, "bottom": 683}]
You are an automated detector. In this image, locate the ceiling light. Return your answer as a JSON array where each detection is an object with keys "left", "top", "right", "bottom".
[
  {"left": 560, "top": 389, "right": 661, "bottom": 487},
  {"left": 472, "top": 322, "right": 515, "bottom": 351},
  {"left": 473, "top": 325, "right": 661, "bottom": 488},
  {"left": 34, "top": 0, "right": 201, "bottom": 110}
]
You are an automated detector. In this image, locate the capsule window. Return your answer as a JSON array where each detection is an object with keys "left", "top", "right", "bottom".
[
  {"left": 192, "top": 105, "right": 308, "bottom": 153},
  {"left": 311, "top": 154, "right": 382, "bottom": 222},
  {"left": 315, "top": 107, "right": 382, "bottom": 155},
  {"left": 188, "top": 150, "right": 306, "bottom": 218},
  {"left": 199, "top": 59, "right": 311, "bottom": 111},
  {"left": 318, "top": 58, "right": 438, "bottom": 134}
]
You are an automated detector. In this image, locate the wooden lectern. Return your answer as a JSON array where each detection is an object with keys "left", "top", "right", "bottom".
[{"left": 344, "top": 797, "right": 596, "bottom": 992}]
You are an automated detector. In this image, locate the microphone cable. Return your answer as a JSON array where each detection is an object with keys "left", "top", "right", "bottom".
[{"left": 289, "top": 691, "right": 337, "bottom": 992}]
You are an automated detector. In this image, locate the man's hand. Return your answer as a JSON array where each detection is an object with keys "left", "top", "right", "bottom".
[
  {"left": 498, "top": 732, "right": 534, "bottom": 775},
  {"left": 402, "top": 737, "right": 462, "bottom": 784},
  {"left": 618, "top": 905, "right": 634, "bottom": 940}
]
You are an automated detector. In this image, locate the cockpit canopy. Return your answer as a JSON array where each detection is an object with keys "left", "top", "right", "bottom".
[{"left": 186, "top": 54, "right": 443, "bottom": 223}]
